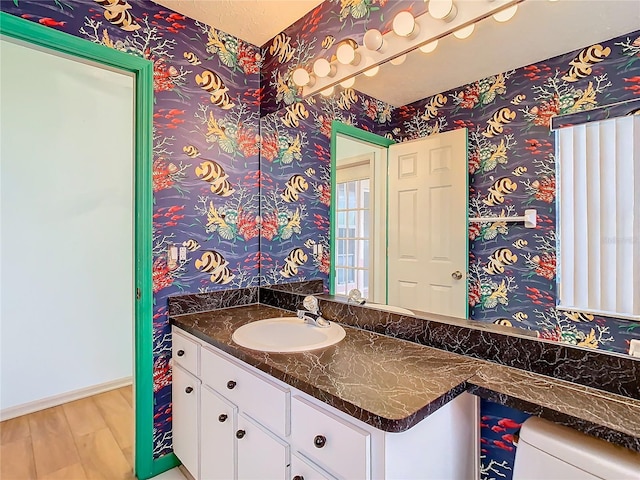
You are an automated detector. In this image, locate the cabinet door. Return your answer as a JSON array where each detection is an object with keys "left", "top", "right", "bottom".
[
  {"left": 290, "top": 452, "right": 337, "bottom": 480},
  {"left": 237, "top": 413, "right": 289, "bottom": 480},
  {"left": 173, "top": 364, "right": 200, "bottom": 479},
  {"left": 201, "top": 386, "right": 237, "bottom": 480}
]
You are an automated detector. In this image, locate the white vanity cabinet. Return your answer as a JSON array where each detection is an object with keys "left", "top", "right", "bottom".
[
  {"left": 172, "top": 331, "right": 201, "bottom": 479},
  {"left": 171, "top": 325, "right": 478, "bottom": 480}
]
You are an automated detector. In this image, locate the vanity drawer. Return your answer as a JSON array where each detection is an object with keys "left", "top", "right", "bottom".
[
  {"left": 172, "top": 328, "right": 199, "bottom": 375},
  {"left": 200, "top": 345, "right": 290, "bottom": 437},
  {"left": 291, "top": 395, "right": 371, "bottom": 480}
]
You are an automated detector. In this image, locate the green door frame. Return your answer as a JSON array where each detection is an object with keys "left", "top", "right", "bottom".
[
  {"left": 329, "top": 121, "right": 394, "bottom": 297},
  {"left": 0, "top": 12, "right": 172, "bottom": 479}
]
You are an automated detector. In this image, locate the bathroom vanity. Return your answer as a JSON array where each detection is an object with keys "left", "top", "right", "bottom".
[
  {"left": 171, "top": 313, "right": 478, "bottom": 480},
  {"left": 169, "top": 289, "right": 640, "bottom": 480}
]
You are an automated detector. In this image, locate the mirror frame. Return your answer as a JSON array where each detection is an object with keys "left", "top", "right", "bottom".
[{"left": 329, "top": 121, "right": 395, "bottom": 299}]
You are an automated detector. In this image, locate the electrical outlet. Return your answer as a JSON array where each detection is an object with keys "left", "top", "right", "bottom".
[
  {"left": 629, "top": 339, "right": 640, "bottom": 358},
  {"left": 179, "top": 246, "right": 187, "bottom": 262}
]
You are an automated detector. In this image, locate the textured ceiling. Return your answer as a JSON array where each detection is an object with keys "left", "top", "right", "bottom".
[{"left": 151, "top": 0, "right": 324, "bottom": 47}]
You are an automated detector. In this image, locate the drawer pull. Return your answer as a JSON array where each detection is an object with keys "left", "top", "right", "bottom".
[
  {"left": 176, "top": 349, "right": 185, "bottom": 357},
  {"left": 236, "top": 429, "right": 246, "bottom": 439},
  {"left": 313, "top": 435, "right": 327, "bottom": 448},
  {"left": 293, "top": 476, "right": 304, "bottom": 480},
  {"left": 218, "top": 414, "right": 228, "bottom": 423},
  {"left": 185, "top": 386, "right": 193, "bottom": 394},
  {"left": 227, "top": 380, "right": 237, "bottom": 390}
]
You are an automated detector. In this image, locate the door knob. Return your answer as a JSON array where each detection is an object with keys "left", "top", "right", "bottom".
[
  {"left": 313, "top": 435, "right": 326, "bottom": 448},
  {"left": 227, "top": 380, "right": 237, "bottom": 389},
  {"left": 236, "top": 429, "right": 246, "bottom": 439},
  {"left": 185, "top": 386, "right": 193, "bottom": 394},
  {"left": 451, "top": 271, "right": 463, "bottom": 280},
  {"left": 177, "top": 349, "right": 185, "bottom": 357},
  {"left": 218, "top": 414, "right": 228, "bottom": 423}
]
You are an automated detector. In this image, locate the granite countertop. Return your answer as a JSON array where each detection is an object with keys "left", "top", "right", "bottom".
[{"left": 171, "top": 303, "right": 640, "bottom": 451}]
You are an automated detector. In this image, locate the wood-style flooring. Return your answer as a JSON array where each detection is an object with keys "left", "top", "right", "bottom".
[{"left": 0, "top": 386, "right": 134, "bottom": 480}]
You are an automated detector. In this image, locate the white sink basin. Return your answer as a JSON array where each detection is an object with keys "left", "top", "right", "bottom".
[
  {"left": 232, "top": 317, "right": 346, "bottom": 353},
  {"left": 368, "top": 303, "right": 414, "bottom": 315}
]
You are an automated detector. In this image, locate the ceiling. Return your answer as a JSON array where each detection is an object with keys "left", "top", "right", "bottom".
[{"left": 151, "top": 0, "right": 323, "bottom": 47}]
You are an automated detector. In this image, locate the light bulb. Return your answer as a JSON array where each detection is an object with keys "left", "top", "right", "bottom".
[
  {"left": 392, "top": 11, "right": 418, "bottom": 37},
  {"left": 419, "top": 39, "right": 438, "bottom": 53},
  {"left": 313, "top": 58, "right": 335, "bottom": 78},
  {"left": 429, "top": 0, "right": 457, "bottom": 22},
  {"left": 453, "top": 23, "right": 475, "bottom": 39},
  {"left": 364, "top": 65, "right": 379, "bottom": 77},
  {"left": 363, "top": 29, "right": 384, "bottom": 51},
  {"left": 292, "top": 67, "right": 310, "bottom": 87},
  {"left": 336, "top": 43, "right": 359, "bottom": 65},
  {"left": 340, "top": 77, "right": 355, "bottom": 88},
  {"left": 493, "top": 4, "right": 518, "bottom": 22},
  {"left": 390, "top": 54, "right": 407, "bottom": 66},
  {"left": 320, "top": 85, "right": 334, "bottom": 97}
]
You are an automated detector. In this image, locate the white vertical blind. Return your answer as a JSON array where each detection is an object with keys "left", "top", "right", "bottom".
[{"left": 558, "top": 115, "right": 639, "bottom": 319}]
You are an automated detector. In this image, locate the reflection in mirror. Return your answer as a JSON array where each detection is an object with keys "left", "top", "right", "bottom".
[
  {"left": 310, "top": 0, "right": 640, "bottom": 355},
  {"left": 330, "top": 122, "right": 468, "bottom": 319},
  {"left": 330, "top": 123, "right": 391, "bottom": 304}
]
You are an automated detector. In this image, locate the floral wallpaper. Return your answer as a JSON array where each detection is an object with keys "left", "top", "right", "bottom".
[
  {"left": 1, "top": 0, "right": 261, "bottom": 458},
  {"left": 480, "top": 399, "right": 532, "bottom": 480}
]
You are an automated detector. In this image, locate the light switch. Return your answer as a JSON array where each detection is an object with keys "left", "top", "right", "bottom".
[{"left": 629, "top": 339, "right": 640, "bottom": 358}]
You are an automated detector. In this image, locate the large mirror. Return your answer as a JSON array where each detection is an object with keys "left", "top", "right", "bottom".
[{"left": 322, "top": 0, "right": 640, "bottom": 348}]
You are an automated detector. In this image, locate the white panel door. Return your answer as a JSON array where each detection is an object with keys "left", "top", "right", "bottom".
[{"left": 388, "top": 129, "right": 468, "bottom": 318}]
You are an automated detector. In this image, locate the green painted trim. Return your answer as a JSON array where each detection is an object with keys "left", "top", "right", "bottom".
[
  {"left": 152, "top": 453, "right": 180, "bottom": 476},
  {"left": 0, "top": 12, "right": 157, "bottom": 480},
  {"left": 329, "top": 120, "right": 394, "bottom": 296},
  {"left": 464, "top": 128, "right": 470, "bottom": 320}
]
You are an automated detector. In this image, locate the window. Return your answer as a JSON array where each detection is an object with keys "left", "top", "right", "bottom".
[
  {"left": 335, "top": 161, "right": 371, "bottom": 298},
  {"left": 556, "top": 114, "right": 639, "bottom": 320}
]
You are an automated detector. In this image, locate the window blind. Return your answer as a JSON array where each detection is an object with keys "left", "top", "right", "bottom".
[{"left": 557, "top": 115, "right": 639, "bottom": 319}]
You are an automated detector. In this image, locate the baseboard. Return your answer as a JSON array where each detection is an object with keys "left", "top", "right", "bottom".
[{"left": 0, "top": 376, "right": 133, "bottom": 421}]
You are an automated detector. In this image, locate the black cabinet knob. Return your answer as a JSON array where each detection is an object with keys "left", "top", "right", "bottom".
[
  {"left": 313, "top": 435, "right": 326, "bottom": 448},
  {"left": 227, "top": 380, "right": 237, "bottom": 390},
  {"left": 218, "top": 414, "right": 228, "bottom": 423},
  {"left": 185, "top": 386, "right": 193, "bottom": 394},
  {"left": 177, "top": 349, "right": 185, "bottom": 357},
  {"left": 293, "top": 476, "right": 304, "bottom": 480},
  {"left": 236, "top": 429, "right": 246, "bottom": 439}
]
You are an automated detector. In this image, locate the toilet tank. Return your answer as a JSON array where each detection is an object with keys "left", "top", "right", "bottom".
[{"left": 512, "top": 417, "right": 640, "bottom": 480}]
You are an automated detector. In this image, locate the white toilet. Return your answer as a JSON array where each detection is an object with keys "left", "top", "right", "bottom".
[{"left": 512, "top": 416, "right": 640, "bottom": 479}]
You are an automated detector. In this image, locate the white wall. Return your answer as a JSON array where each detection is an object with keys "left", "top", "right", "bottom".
[{"left": 0, "top": 39, "right": 134, "bottom": 413}]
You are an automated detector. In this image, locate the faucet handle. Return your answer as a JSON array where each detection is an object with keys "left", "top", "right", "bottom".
[{"left": 303, "top": 295, "right": 319, "bottom": 313}]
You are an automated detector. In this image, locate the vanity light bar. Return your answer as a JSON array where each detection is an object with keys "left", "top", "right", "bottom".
[
  {"left": 469, "top": 209, "right": 537, "bottom": 228},
  {"left": 301, "top": 0, "right": 523, "bottom": 97}
]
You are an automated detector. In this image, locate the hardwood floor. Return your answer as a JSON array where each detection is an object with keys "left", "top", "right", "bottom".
[{"left": 0, "top": 386, "right": 134, "bottom": 480}]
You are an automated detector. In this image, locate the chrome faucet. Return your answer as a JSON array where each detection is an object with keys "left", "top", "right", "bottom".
[
  {"left": 297, "top": 295, "right": 330, "bottom": 328},
  {"left": 347, "top": 289, "right": 366, "bottom": 305}
]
